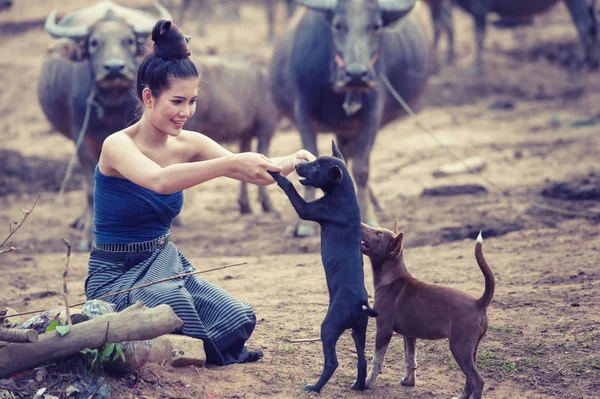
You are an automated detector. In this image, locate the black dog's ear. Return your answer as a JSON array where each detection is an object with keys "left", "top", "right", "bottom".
[
  {"left": 331, "top": 140, "right": 344, "bottom": 161},
  {"left": 329, "top": 165, "right": 343, "bottom": 184}
]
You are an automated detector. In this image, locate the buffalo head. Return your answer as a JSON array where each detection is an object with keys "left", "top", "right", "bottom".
[
  {"left": 44, "top": 1, "right": 171, "bottom": 105},
  {"left": 296, "top": 0, "right": 416, "bottom": 91}
]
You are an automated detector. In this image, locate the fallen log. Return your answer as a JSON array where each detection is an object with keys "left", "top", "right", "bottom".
[
  {"left": 0, "top": 328, "right": 38, "bottom": 343},
  {"left": 0, "top": 302, "right": 182, "bottom": 378}
]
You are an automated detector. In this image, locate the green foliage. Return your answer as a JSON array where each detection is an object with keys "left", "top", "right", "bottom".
[
  {"left": 45, "top": 320, "right": 59, "bottom": 333},
  {"left": 55, "top": 325, "right": 71, "bottom": 336},
  {"left": 80, "top": 342, "right": 126, "bottom": 371}
]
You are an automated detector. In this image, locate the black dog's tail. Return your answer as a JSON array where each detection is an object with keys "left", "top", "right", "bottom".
[{"left": 360, "top": 302, "right": 378, "bottom": 317}]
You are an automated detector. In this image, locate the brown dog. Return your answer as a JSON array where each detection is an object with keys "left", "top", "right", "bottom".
[{"left": 361, "top": 221, "right": 495, "bottom": 399}]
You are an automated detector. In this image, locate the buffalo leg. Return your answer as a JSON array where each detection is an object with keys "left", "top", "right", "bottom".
[
  {"left": 292, "top": 97, "right": 319, "bottom": 237},
  {"left": 564, "top": 0, "right": 599, "bottom": 69},
  {"left": 441, "top": 0, "right": 455, "bottom": 64},
  {"left": 336, "top": 135, "right": 383, "bottom": 212},
  {"left": 266, "top": 0, "right": 277, "bottom": 42},
  {"left": 350, "top": 100, "right": 382, "bottom": 227},
  {"left": 255, "top": 123, "right": 278, "bottom": 213},
  {"left": 238, "top": 135, "right": 253, "bottom": 214},
  {"left": 74, "top": 134, "right": 99, "bottom": 252}
]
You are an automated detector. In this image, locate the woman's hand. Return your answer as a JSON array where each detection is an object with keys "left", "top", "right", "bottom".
[
  {"left": 233, "top": 152, "right": 283, "bottom": 183},
  {"left": 266, "top": 149, "right": 317, "bottom": 178}
]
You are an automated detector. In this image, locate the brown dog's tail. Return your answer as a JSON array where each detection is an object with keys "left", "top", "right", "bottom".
[{"left": 475, "top": 231, "right": 495, "bottom": 310}]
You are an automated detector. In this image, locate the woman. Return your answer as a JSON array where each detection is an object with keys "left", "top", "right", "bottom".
[{"left": 84, "top": 19, "right": 315, "bottom": 366}]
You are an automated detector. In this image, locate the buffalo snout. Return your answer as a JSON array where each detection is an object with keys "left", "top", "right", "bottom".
[
  {"left": 103, "top": 59, "right": 126, "bottom": 74},
  {"left": 334, "top": 63, "right": 376, "bottom": 91}
]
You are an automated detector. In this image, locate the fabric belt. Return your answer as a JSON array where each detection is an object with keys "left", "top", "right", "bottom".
[{"left": 94, "top": 233, "right": 171, "bottom": 253}]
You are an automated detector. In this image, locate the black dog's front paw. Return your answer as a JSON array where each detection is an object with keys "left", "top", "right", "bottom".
[
  {"left": 268, "top": 171, "right": 293, "bottom": 190},
  {"left": 351, "top": 379, "right": 366, "bottom": 391},
  {"left": 305, "top": 384, "right": 321, "bottom": 393}
]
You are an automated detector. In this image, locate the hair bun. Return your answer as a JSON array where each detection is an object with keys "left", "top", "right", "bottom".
[{"left": 151, "top": 19, "right": 191, "bottom": 60}]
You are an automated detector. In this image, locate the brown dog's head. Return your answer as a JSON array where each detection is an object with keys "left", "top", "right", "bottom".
[{"left": 361, "top": 219, "right": 404, "bottom": 266}]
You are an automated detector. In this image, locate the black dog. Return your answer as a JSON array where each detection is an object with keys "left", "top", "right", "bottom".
[{"left": 269, "top": 140, "right": 377, "bottom": 393}]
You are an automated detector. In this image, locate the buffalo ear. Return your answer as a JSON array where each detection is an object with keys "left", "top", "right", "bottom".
[
  {"left": 329, "top": 165, "right": 343, "bottom": 184},
  {"left": 379, "top": 0, "right": 417, "bottom": 26},
  {"left": 381, "top": 9, "right": 412, "bottom": 26},
  {"left": 47, "top": 38, "right": 86, "bottom": 62}
]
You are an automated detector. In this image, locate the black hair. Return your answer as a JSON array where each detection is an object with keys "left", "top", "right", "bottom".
[{"left": 136, "top": 19, "right": 199, "bottom": 101}]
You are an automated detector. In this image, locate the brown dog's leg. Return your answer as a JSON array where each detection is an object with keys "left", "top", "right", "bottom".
[
  {"left": 365, "top": 327, "right": 393, "bottom": 388},
  {"left": 400, "top": 336, "right": 417, "bottom": 386},
  {"left": 450, "top": 337, "right": 485, "bottom": 399}
]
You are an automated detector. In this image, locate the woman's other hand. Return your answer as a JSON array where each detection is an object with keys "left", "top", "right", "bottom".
[{"left": 293, "top": 149, "right": 317, "bottom": 165}]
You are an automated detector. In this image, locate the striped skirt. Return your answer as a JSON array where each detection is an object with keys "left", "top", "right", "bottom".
[{"left": 85, "top": 242, "right": 257, "bottom": 366}]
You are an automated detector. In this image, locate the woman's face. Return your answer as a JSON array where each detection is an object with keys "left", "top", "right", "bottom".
[{"left": 148, "top": 76, "right": 199, "bottom": 136}]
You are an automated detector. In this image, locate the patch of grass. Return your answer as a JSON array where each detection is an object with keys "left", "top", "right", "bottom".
[
  {"left": 488, "top": 325, "right": 516, "bottom": 333},
  {"left": 560, "top": 340, "right": 573, "bottom": 353},
  {"left": 477, "top": 350, "right": 519, "bottom": 379},
  {"left": 336, "top": 371, "right": 355, "bottom": 387},
  {"left": 524, "top": 341, "right": 548, "bottom": 356},
  {"left": 501, "top": 360, "right": 518, "bottom": 374},
  {"left": 254, "top": 370, "right": 269, "bottom": 383},
  {"left": 478, "top": 350, "right": 500, "bottom": 368},
  {"left": 517, "top": 356, "right": 542, "bottom": 369},
  {"left": 442, "top": 353, "right": 460, "bottom": 371},
  {"left": 278, "top": 344, "right": 299, "bottom": 353}
]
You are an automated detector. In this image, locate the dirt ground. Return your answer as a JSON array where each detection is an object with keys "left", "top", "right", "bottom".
[{"left": 1, "top": 1, "right": 599, "bottom": 398}]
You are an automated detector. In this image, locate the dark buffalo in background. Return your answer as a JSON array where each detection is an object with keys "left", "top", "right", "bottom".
[
  {"left": 269, "top": 0, "right": 432, "bottom": 236},
  {"left": 0, "top": 0, "right": 12, "bottom": 12},
  {"left": 187, "top": 55, "right": 282, "bottom": 214},
  {"left": 174, "top": 0, "right": 295, "bottom": 40},
  {"left": 426, "top": 0, "right": 599, "bottom": 74},
  {"left": 37, "top": 0, "right": 171, "bottom": 251}
]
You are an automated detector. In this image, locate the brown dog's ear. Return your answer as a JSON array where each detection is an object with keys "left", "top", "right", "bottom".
[
  {"left": 387, "top": 232, "right": 404, "bottom": 259},
  {"left": 329, "top": 165, "right": 343, "bottom": 184}
]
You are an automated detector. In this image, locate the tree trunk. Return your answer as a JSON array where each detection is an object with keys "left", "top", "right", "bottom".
[{"left": 0, "top": 302, "right": 182, "bottom": 378}]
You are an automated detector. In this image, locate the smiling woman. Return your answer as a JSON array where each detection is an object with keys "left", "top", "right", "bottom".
[{"left": 85, "top": 19, "right": 316, "bottom": 366}]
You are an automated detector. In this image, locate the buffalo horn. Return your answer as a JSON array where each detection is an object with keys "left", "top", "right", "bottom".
[
  {"left": 134, "top": 1, "right": 173, "bottom": 36},
  {"left": 44, "top": 9, "right": 89, "bottom": 40},
  {"left": 378, "top": 0, "right": 417, "bottom": 12},
  {"left": 295, "top": 0, "right": 337, "bottom": 11}
]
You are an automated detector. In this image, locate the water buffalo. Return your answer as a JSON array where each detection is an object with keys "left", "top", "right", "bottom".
[
  {"left": 176, "top": 0, "right": 295, "bottom": 41},
  {"left": 0, "top": 0, "right": 12, "bottom": 12},
  {"left": 427, "top": 0, "right": 599, "bottom": 74},
  {"left": 38, "top": 1, "right": 171, "bottom": 251},
  {"left": 269, "top": 0, "right": 431, "bottom": 236},
  {"left": 187, "top": 55, "right": 281, "bottom": 214}
]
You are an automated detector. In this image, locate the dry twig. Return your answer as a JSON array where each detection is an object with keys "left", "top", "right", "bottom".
[
  {"left": 61, "top": 238, "right": 72, "bottom": 325},
  {"left": 3, "top": 261, "right": 248, "bottom": 319},
  {"left": 0, "top": 194, "right": 40, "bottom": 254}
]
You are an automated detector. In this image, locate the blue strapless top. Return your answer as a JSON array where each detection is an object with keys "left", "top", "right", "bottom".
[{"left": 93, "top": 165, "right": 183, "bottom": 244}]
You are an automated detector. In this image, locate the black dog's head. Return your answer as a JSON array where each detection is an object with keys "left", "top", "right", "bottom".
[{"left": 295, "top": 140, "right": 348, "bottom": 193}]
